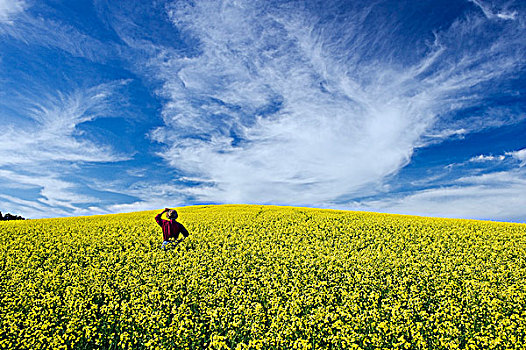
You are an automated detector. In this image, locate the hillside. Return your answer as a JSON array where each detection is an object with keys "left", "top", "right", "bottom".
[{"left": 1, "top": 205, "right": 525, "bottom": 349}]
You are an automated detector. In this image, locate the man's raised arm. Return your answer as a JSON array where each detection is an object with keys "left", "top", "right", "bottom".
[{"left": 155, "top": 208, "right": 169, "bottom": 226}]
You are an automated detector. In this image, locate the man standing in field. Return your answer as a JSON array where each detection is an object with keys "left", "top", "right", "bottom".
[{"left": 155, "top": 208, "right": 189, "bottom": 249}]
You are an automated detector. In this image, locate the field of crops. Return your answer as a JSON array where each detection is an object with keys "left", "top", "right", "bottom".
[{"left": 1, "top": 205, "right": 525, "bottom": 349}]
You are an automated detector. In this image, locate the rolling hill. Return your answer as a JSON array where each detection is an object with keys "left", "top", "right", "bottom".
[{"left": 1, "top": 205, "right": 525, "bottom": 349}]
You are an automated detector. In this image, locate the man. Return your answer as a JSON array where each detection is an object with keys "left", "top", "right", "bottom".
[{"left": 155, "top": 208, "right": 189, "bottom": 249}]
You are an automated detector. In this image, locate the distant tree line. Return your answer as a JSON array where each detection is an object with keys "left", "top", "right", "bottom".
[{"left": 0, "top": 211, "right": 26, "bottom": 221}]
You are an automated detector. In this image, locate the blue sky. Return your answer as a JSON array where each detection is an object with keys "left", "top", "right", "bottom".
[{"left": 0, "top": 0, "right": 525, "bottom": 221}]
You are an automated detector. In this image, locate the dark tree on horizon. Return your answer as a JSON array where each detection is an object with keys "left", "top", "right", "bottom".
[{"left": 0, "top": 211, "right": 26, "bottom": 221}]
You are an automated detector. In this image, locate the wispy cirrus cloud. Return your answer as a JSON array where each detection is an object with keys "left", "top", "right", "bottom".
[
  {"left": 0, "top": 170, "right": 98, "bottom": 217},
  {"left": 357, "top": 168, "right": 526, "bottom": 222},
  {"left": 0, "top": 0, "right": 152, "bottom": 218},
  {"left": 0, "top": 0, "right": 25, "bottom": 24},
  {"left": 134, "top": 0, "right": 525, "bottom": 207},
  {"left": 107, "top": 183, "right": 190, "bottom": 214},
  {"left": 469, "top": 154, "right": 506, "bottom": 162},
  {"left": 0, "top": 81, "right": 131, "bottom": 166},
  {"left": 507, "top": 148, "right": 526, "bottom": 166},
  {"left": 358, "top": 145, "right": 526, "bottom": 222},
  {"left": 468, "top": 0, "right": 518, "bottom": 20},
  {"left": 0, "top": 10, "right": 116, "bottom": 62},
  {"left": 468, "top": 149, "right": 526, "bottom": 166},
  {"left": 0, "top": 81, "right": 132, "bottom": 217}
]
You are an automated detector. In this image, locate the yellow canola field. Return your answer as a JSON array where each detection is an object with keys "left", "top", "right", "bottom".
[{"left": 1, "top": 204, "right": 525, "bottom": 350}]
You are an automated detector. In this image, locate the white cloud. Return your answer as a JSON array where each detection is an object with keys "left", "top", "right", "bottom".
[
  {"left": 507, "top": 148, "right": 526, "bottom": 166},
  {"left": 0, "top": 7, "right": 114, "bottom": 63},
  {"left": 468, "top": 149, "right": 526, "bottom": 166},
  {"left": 468, "top": 0, "right": 517, "bottom": 20},
  {"left": 0, "top": 169, "right": 92, "bottom": 209},
  {"left": 107, "top": 182, "right": 195, "bottom": 214},
  {"left": 0, "top": 0, "right": 25, "bottom": 24},
  {"left": 0, "top": 192, "right": 109, "bottom": 219},
  {"left": 469, "top": 154, "right": 505, "bottom": 162},
  {"left": 137, "top": 0, "right": 525, "bottom": 206},
  {"left": 357, "top": 169, "right": 526, "bottom": 222},
  {"left": 0, "top": 81, "right": 131, "bottom": 217},
  {"left": 0, "top": 81, "right": 130, "bottom": 166},
  {"left": 108, "top": 200, "right": 169, "bottom": 214}
]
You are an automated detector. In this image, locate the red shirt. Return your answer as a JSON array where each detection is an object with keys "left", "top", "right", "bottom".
[{"left": 155, "top": 214, "right": 189, "bottom": 241}]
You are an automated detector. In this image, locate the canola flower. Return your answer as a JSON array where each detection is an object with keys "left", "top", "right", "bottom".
[{"left": 0, "top": 204, "right": 525, "bottom": 349}]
